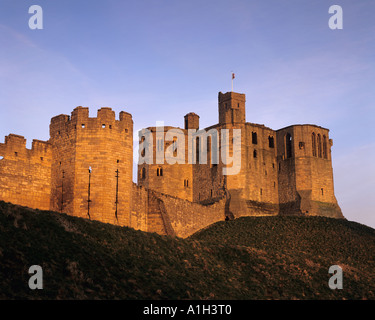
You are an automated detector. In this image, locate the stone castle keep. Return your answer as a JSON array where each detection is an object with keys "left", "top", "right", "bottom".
[{"left": 0, "top": 91, "right": 343, "bottom": 237}]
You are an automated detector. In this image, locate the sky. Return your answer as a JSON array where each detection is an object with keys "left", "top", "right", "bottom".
[{"left": 0, "top": 0, "right": 374, "bottom": 228}]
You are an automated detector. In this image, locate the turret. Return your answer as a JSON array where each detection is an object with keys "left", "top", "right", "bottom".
[
  {"left": 218, "top": 91, "right": 246, "bottom": 125},
  {"left": 184, "top": 112, "right": 200, "bottom": 130}
]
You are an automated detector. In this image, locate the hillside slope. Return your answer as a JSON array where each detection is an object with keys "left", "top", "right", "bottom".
[{"left": 0, "top": 200, "right": 374, "bottom": 299}]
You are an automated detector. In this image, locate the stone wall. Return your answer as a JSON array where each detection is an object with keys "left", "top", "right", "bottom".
[
  {"left": 0, "top": 134, "right": 52, "bottom": 210},
  {"left": 131, "top": 183, "right": 225, "bottom": 238},
  {"left": 156, "top": 191, "right": 226, "bottom": 238},
  {"left": 49, "top": 107, "right": 133, "bottom": 225}
]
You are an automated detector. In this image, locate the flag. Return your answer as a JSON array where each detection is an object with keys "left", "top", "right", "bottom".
[{"left": 232, "top": 73, "right": 235, "bottom": 79}]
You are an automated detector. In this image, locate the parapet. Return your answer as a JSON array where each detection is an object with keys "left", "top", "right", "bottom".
[
  {"left": 0, "top": 134, "right": 51, "bottom": 159},
  {"left": 218, "top": 91, "right": 246, "bottom": 103},
  {"left": 4, "top": 134, "right": 27, "bottom": 148},
  {"left": 50, "top": 107, "right": 133, "bottom": 138}
]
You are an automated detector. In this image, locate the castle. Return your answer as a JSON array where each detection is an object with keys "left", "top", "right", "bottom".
[{"left": 0, "top": 91, "right": 343, "bottom": 237}]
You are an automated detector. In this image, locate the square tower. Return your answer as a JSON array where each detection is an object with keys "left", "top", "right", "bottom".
[{"left": 218, "top": 92, "right": 246, "bottom": 124}]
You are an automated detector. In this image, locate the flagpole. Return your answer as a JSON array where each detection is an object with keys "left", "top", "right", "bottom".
[{"left": 231, "top": 72, "right": 235, "bottom": 92}]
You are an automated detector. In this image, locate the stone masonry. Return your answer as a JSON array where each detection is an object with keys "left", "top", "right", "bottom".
[{"left": 0, "top": 91, "right": 343, "bottom": 238}]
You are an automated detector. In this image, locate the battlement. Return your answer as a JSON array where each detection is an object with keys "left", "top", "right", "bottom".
[
  {"left": 0, "top": 134, "right": 51, "bottom": 159},
  {"left": 50, "top": 107, "right": 133, "bottom": 139},
  {"left": 0, "top": 91, "right": 343, "bottom": 238},
  {"left": 218, "top": 91, "right": 246, "bottom": 104}
]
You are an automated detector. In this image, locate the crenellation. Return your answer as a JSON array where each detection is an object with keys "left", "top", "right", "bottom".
[{"left": 0, "top": 90, "right": 343, "bottom": 238}]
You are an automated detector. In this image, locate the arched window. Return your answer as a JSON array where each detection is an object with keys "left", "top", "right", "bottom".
[
  {"left": 317, "top": 134, "right": 322, "bottom": 158},
  {"left": 323, "top": 135, "right": 327, "bottom": 159},
  {"left": 312, "top": 133, "right": 316, "bottom": 157},
  {"left": 253, "top": 150, "right": 257, "bottom": 158},
  {"left": 285, "top": 133, "right": 292, "bottom": 158}
]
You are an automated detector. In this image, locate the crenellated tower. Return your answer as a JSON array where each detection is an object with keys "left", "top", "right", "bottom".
[{"left": 49, "top": 107, "right": 133, "bottom": 225}]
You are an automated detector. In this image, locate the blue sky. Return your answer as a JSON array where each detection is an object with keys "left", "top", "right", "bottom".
[{"left": 0, "top": 0, "right": 374, "bottom": 228}]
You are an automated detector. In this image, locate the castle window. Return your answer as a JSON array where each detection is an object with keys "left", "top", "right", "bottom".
[
  {"left": 260, "top": 188, "right": 263, "bottom": 196},
  {"left": 207, "top": 136, "right": 212, "bottom": 166},
  {"left": 196, "top": 137, "right": 200, "bottom": 163},
  {"left": 14, "top": 152, "right": 18, "bottom": 157},
  {"left": 317, "top": 134, "right": 322, "bottom": 158},
  {"left": 278, "top": 162, "right": 281, "bottom": 171},
  {"left": 40, "top": 157, "right": 43, "bottom": 161},
  {"left": 157, "top": 168, "right": 160, "bottom": 176},
  {"left": 268, "top": 136, "right": 274, "bottom": 148},
  {"left": 321, "top": 188, "right": 324, "bottom": 195},
  {"left": 211, "top": 189, "right": 213, "bottom": 197},
  {"left": 265, "top": 170, "right": 267, "bottom": 176},
  {"left": 312, "top": 133, "right": 316, "bottom": 157},
  {"left": 237, "top": 103, "right": 240, "bottom": 108},
  {"left": 58, "top": 131, "right": 60, "bottom": 135},
  {"left": 272, "top": 163, "right": 275, "bottom": 169},
  {"left": 110, "top": 125, "right": 113, "bottom": 129},
  {"left": 141, "top": 167, "right": 146, "bottom": 179},
  {"left": 140, "top": 137, "right": 146, "bottom": 157},
  {"left": 81, "top": 124, "right": 85, "bottom": 128},
  {"left": 285, "top": 133, "right": 292, "bottom": 158},
  {"left": 323, "top": 135, "right": 327, "bottom": 159},
  {"left": 102, "top": 124, "right": 106, "bottom": 128},
  {"left": 274, "top": 181, "right": 276, "bottom": 188},
  {"left": 253, "top": 150, "right": 257, "bottom": 158},
  {"left": 252, "top": 132, "right": 257, "bottom": 144},
  {"left": 173, "top": 138, "right": 177, "bottom": 157},
  {"left": 160, "top": 168, "right": 163, "bottom": 176},
  {"left": 299, "top": 142, "right": 305, "bottom": 149},
  {"left": 186, "top": 179, "right": 188, "bottom": 187}
]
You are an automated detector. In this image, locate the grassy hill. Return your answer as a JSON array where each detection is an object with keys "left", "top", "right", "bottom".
[{"left": 0, "top": 200, "right": 374, "bottom": 300}]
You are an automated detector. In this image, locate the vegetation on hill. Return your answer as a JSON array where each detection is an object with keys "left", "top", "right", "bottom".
[{"left": 0, "top": 200, "right": 374, "bottom": 300}]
